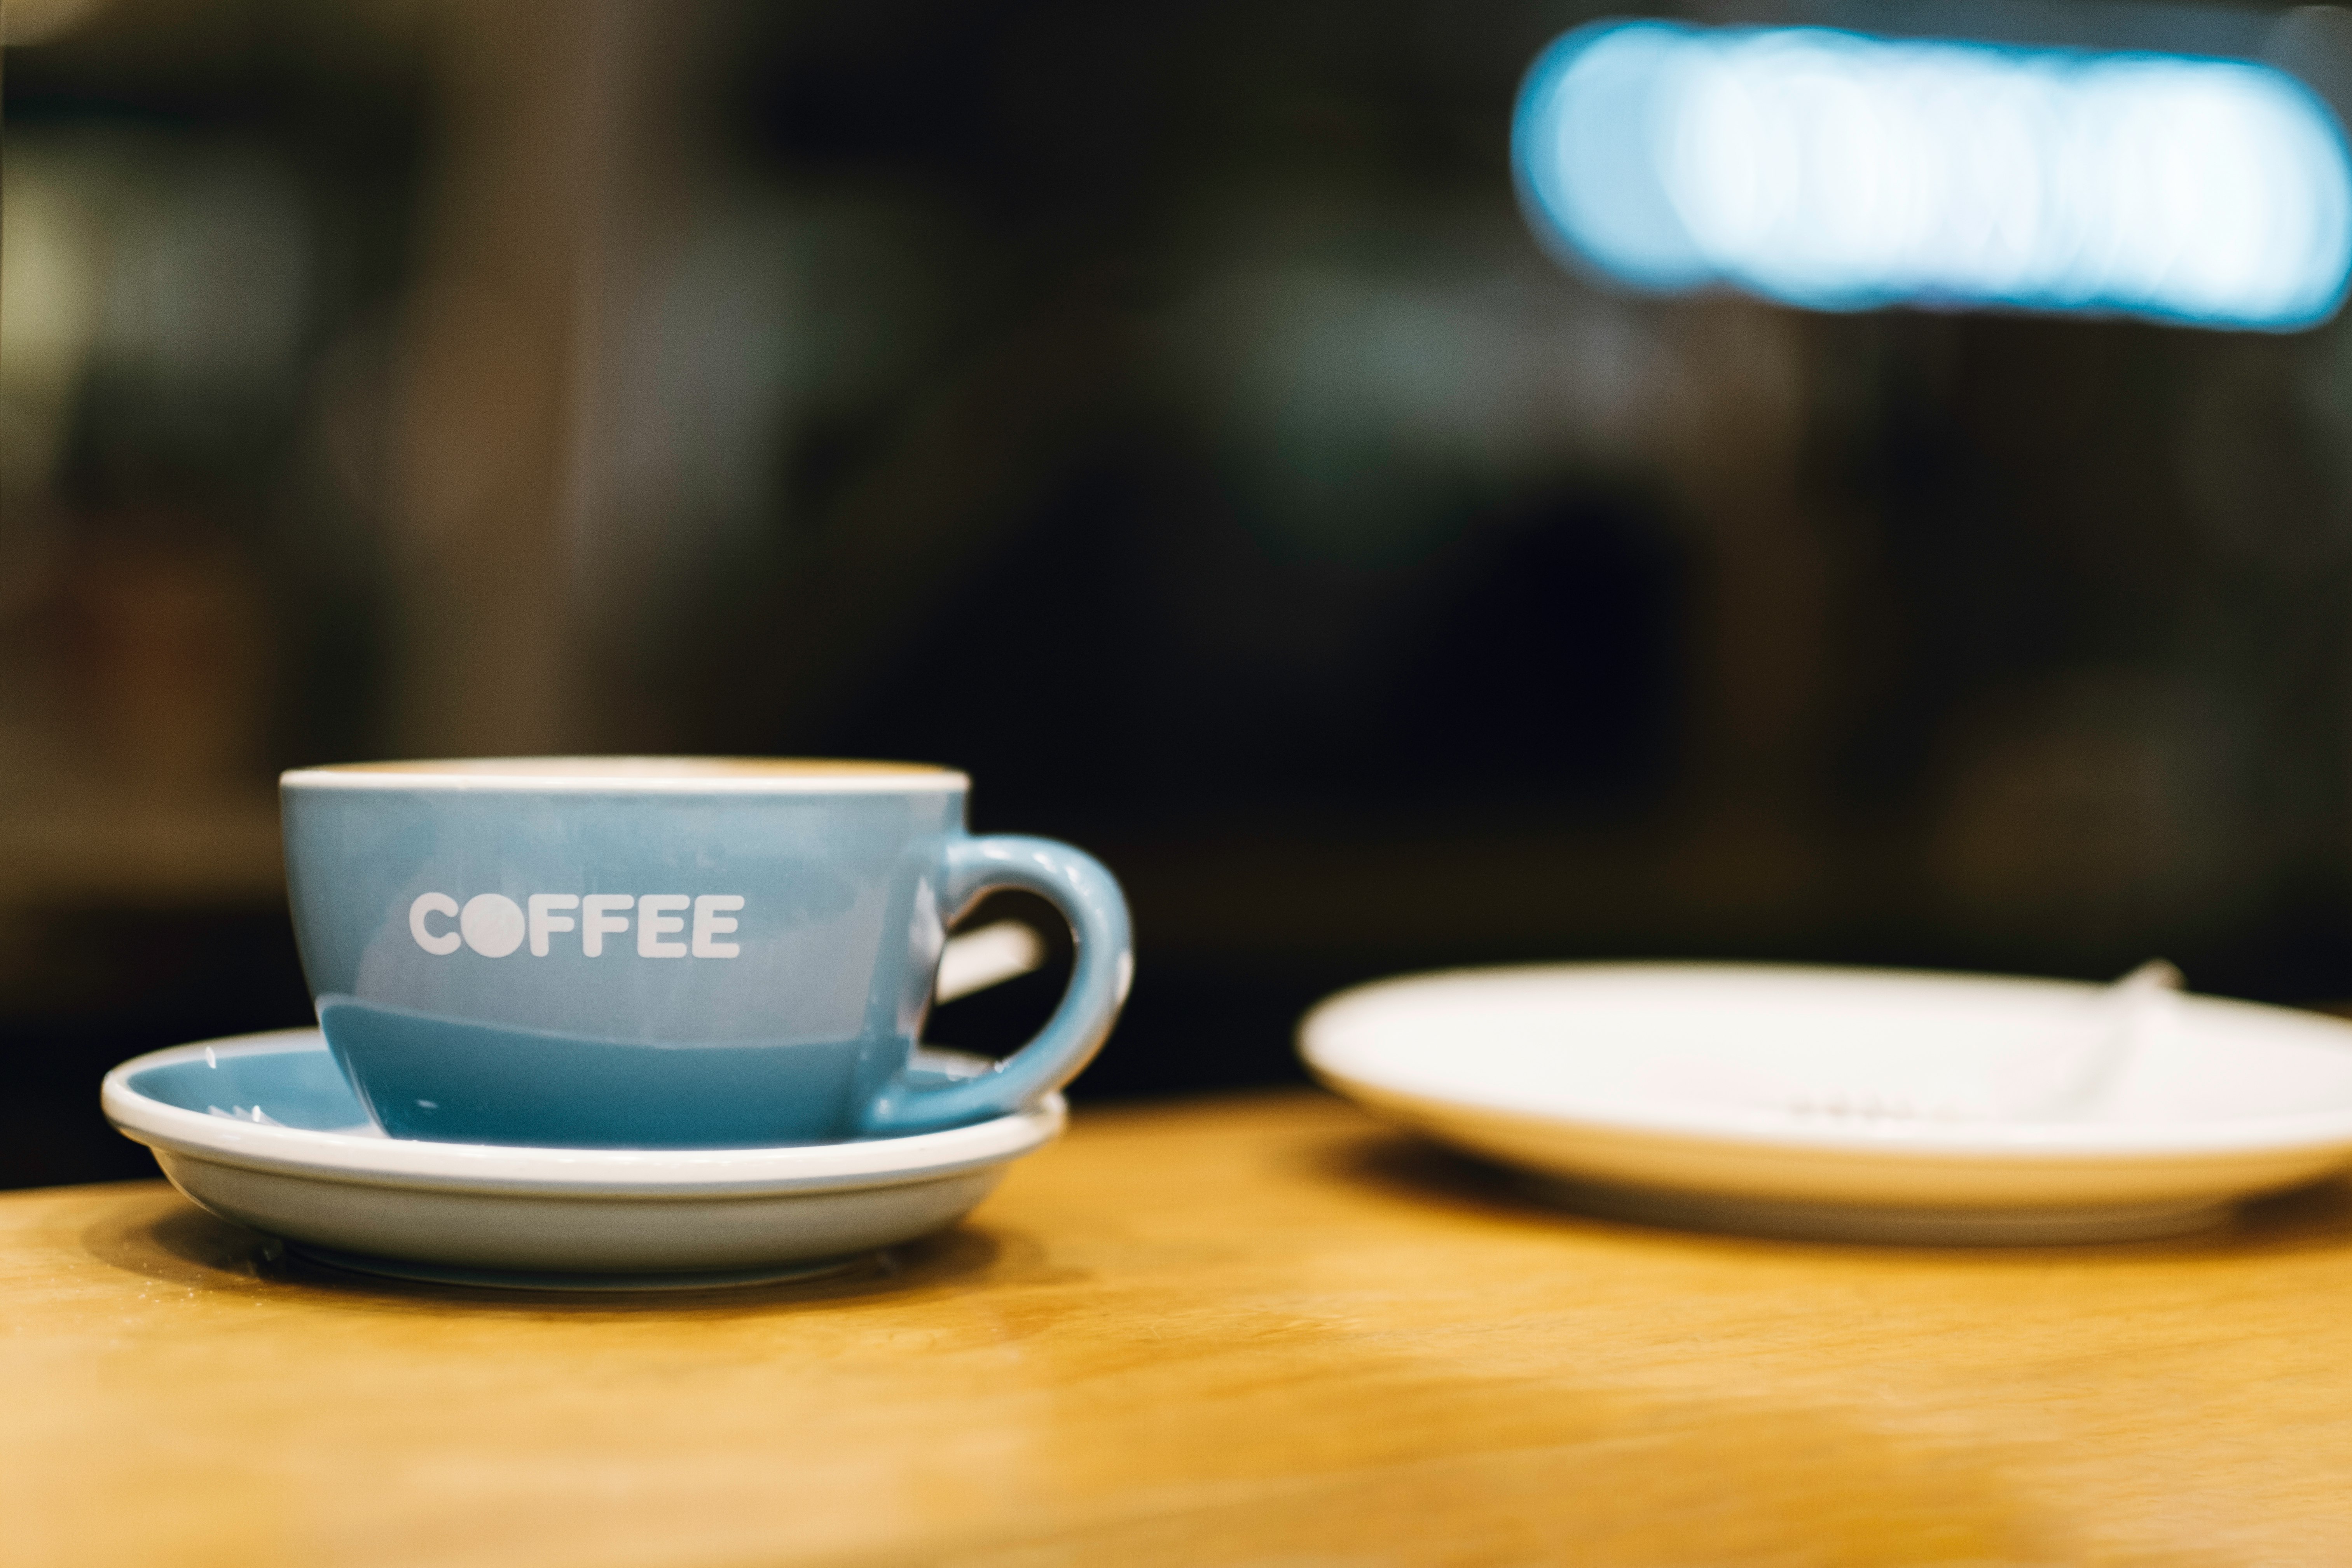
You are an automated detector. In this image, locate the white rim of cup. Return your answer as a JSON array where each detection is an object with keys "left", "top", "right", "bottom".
[{"left": 280, "top": 757, "right": 971, "bottom": 793}]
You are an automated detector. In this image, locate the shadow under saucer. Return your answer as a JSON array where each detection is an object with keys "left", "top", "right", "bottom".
[
  {"left": 82, "top": 1182, "right": 1015, "bottom": 1308},
  {"left": 283, "top": 1241, "right": 873, "bottom": 1292}
]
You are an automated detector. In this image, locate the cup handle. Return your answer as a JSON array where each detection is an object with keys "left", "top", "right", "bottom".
[{"left": 862, "top": 835, "right": 1133, "bottom": 1135}]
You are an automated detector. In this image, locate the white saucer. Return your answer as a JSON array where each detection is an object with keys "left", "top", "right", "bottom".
[
  {"left": 103, "top": 1030, "right": 1062, "bottom": 1289},
  {"left": 1300, "top": 963, "right": 2352, "bottom": 1244}
]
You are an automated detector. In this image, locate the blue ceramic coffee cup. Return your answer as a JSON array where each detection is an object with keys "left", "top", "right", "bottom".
[{"left": 279, "top": 758, "right": 1131, "bottom": 1148}]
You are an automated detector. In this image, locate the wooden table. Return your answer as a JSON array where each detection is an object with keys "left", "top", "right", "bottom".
[{"left": 9, "top": 1090, "right": 2352, "bottom": 1566}]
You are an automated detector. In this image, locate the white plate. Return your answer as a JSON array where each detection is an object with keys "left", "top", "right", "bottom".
[
  {"left": 1300, "top": 963, "right": 2352, "bottom": 1243},
  {"left": 103, "top": 1030, "right": 1061, "bottom": 1288}
]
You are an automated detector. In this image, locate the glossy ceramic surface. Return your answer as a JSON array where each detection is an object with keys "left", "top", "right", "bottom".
[
  {"left": 281, "top": 758, "right": 1130, "bottom": 1146},
  {"left": 103, "top": 1031, "right": 1062, "bottom": 1286},
  {"left": 1301, "top": 963, "right": 2352, "bottom": 1243}
]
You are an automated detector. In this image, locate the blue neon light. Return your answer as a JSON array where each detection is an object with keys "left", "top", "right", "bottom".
[{"left": 1512, "top": 21, "right": 2352, "bottom": 329}]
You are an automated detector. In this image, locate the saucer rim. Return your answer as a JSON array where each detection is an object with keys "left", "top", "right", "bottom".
[
  {"left": 104, "top": 1030, "right": 1062, "bottom": 1198},
  {"left": 1300, "top": 962, "right": 2352, "bottom": 1163}
]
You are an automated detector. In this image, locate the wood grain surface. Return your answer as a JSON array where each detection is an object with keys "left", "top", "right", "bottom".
[{"left": 9, "top": 1090, "right": 2352, "bottom": 1567}]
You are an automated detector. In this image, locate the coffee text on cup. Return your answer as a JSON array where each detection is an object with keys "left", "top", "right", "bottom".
[{"left": 408, "top": 893, "right": 745, "bottom": 959}]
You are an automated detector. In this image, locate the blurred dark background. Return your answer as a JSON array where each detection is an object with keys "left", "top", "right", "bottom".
[{"left": 9, "top": 0, "right": 2352, "bottom": 1187}]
